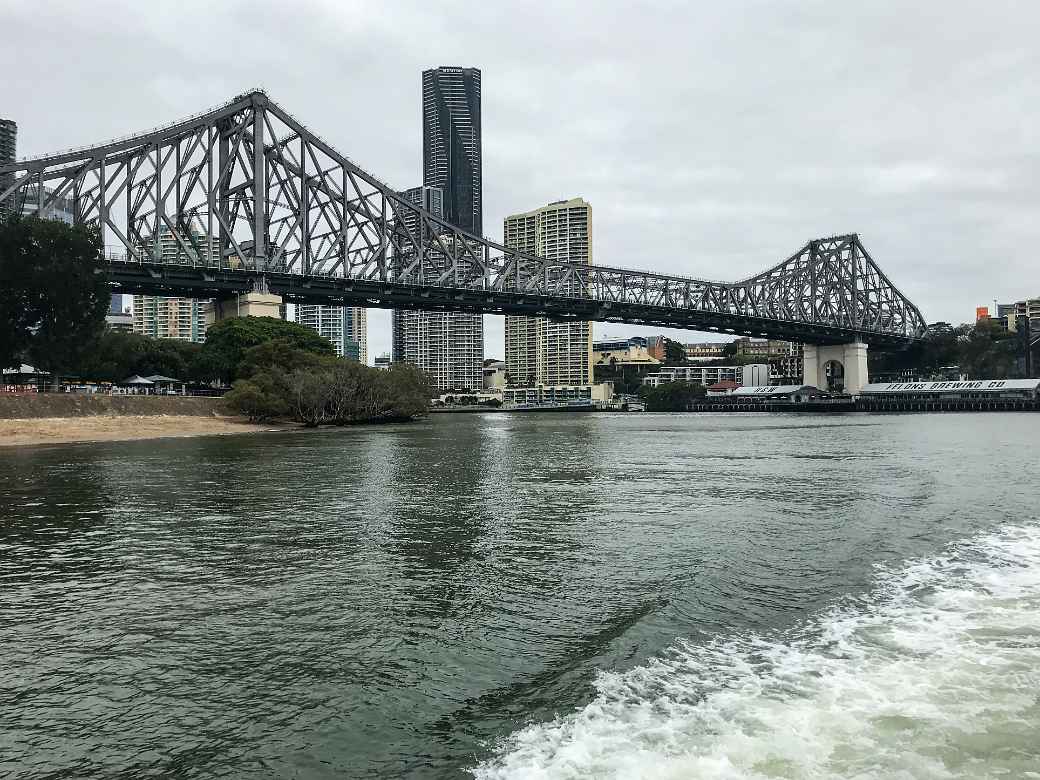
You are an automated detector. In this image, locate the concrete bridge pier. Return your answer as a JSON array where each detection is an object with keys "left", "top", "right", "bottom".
[
  {"left": 207, "top": 292, "right": 283, "bottom": 324},
  {"left": 803, "top": 342, "right": 868, "bottom": 395}
]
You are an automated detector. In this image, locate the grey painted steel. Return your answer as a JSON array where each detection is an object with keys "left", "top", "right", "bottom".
[{"left": 0, "top": 90, "right": 926, "bottom": 346}]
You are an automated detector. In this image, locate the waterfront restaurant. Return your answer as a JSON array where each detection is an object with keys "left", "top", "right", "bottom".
[{"left": 858, "top": 379, "right": 1040, "bottom": 403}]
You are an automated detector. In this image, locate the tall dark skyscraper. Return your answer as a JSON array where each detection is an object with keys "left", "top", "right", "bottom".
[
  {"left": 422, "top": 67, "right": 482, "bottom": 235},
  {"left": 392, "top": 69, "right": 485, "bottom": 391},
  {"left": 0, "top": 118, "right": 16, "bottom": 219}
]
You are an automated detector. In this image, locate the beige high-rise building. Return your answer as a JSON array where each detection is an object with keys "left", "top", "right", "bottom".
[{"left": 504, "top": 198, "right": 593, "bottom": 387}]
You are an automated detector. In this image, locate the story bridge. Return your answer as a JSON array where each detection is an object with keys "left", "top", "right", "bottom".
[{"left": 0, "top": 89, "right": 926, "bottom": 391}]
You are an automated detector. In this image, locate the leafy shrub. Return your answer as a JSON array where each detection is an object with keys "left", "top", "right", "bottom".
[{"left": 223, "top": 346, "right": 432, "bottom": 425}]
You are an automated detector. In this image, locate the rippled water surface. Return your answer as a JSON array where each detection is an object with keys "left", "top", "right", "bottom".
[{"left": 1, "top": 412, "right": 1038, "bottom": 779}]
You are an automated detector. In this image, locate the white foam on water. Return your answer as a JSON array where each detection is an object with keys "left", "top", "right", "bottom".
[{"left": 474, "top": 524, "right": 1040, "bottom": 780}]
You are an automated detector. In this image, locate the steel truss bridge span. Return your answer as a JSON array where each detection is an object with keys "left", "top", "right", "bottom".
[{"left": 0, "top": 90, "right": 926, "bottom": 347}]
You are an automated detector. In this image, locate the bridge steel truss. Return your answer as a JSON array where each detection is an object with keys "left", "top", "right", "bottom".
[{"left": 0, "top": 90, "right": 926, "bottom": 347}]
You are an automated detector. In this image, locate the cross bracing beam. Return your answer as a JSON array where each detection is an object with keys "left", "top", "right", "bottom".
[{"left": 0, "top": 89, "right": 926, "bottom": 346}]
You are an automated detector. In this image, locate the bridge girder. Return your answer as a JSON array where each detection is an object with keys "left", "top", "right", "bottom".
[{"left": 0, "top": 89, "right": 926, "bottom": 345}]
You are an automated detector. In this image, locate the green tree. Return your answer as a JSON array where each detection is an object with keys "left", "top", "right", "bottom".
[
  {"left": 642, "top": 380, "right": 706, "bottom": 411},
  {"left": 223, "top": 346, "right": 433, "bottom": 426},
  {"left": 72, "top": 329, "right": 205, "bottom": 383},
  {"left": 285, "top": 367, "right": 337, "bottom": 426},
  {"left": 382, "top": 362, "right": 434, "bottom": 418},
  {"left": 200, "top": 315, "right": 334, "bottom": 383},
  {"left": 74, "top": 330, "right": 146, "bottom": 382},
  {"left": 0, "top": 215, "right": 109, "bottom": 377},
  {"left": 960, "top": 319, "right": 1019, "bottom": 379},
  {"left": 870, "top": 319, "right": 1028, "bottom": 381},
  {"left": 664, "top": 339, "right": 686, "bottom": 365},
  {"left": 236, "top": 337, "right": 330, "bottom": 379},
  {"left": 223, "top": 372, "right": 291, "bottom": 422},
  {"left": 594, "top": 362, "right": 655, "bottom": 395}
]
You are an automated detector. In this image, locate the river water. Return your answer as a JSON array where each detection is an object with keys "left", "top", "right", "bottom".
[{"left": 1, "top": 412, "right": 1038, "bottom": 779}]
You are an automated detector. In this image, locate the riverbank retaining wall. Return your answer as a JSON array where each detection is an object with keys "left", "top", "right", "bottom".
[{"left": 0, "top": 394, "right": 228, "bottom": 419}]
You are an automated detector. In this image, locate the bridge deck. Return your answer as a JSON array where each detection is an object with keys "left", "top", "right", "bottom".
[{"left": 107, "top": 259, "right": 917, "bottom": 348}]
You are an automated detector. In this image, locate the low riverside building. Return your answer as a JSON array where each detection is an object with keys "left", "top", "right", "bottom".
[
  {"left": 730, "top": 385, "right": 830, "bottom": 403},
  {"left": 643, "top": 364, "right": 770, "bottom": 388},
  {"left": 860, "top": 379, "right": 1040, "bottom": 400},
  {"left": 859, "top": 380, "right": 1040, "bottom": 408},
  {"left": 502, "top": 383, "right": 613, "bottom": 407},
  {"left": 433, "top": 390, "right": 503, "bottom": 406}
]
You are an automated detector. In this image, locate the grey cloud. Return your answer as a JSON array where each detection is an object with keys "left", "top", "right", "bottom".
[{"left": 3, "top": 0, "right": 1037, "bottom": 359}]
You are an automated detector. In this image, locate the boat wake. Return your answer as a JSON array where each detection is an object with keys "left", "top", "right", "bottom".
[{"left": 474, "top": 523, "right": 1040, "bottom": 779}]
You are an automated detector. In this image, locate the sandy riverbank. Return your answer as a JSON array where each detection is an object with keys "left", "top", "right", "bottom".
[{"left": 0, "top": 415, "right": 290, "bottom": 447}]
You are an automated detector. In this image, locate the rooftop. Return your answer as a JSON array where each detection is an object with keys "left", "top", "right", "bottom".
[
  {"left": 860, "top": 379, "right": 1040, "bottom": 394},
  {"left": 731, "top": 385, "right": 821, "bottom": 396}
]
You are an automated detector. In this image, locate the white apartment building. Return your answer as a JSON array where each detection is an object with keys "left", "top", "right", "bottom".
[
  {"left": 504, "top": 198, "right": 593, "bottom": 387},
  {"left": 643, "top": 364, "right": 771, "bottom": 388},
  {"left": 296, "top": 305, "right": 367, "bottom": 362},
  {"left": 132, "top": 227, "right": 215, "bottom": 343},
  {"left": 132, "top": 296, "right": 208, "bottom": 342},
  {"left": 1006, "top": 297, "right": 1040, "bottom": 333},
  {"left": 391, "top": 186, "right": 484, "bottom": 391},
  {"left": 393, "top": 304, "right": 483, "bottom": 390},
  {"left": 502, "top": 383, "right": 613, "bottom": 406}
]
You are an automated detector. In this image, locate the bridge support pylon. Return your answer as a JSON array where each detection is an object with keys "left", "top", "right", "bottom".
[
  {"left": 803, "top": 342, "right": 868, "bottom": 395},
  {"left": 207, "top": 293, "right": 284, "bottom": 324}
]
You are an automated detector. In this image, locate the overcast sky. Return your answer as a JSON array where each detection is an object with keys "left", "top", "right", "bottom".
[{"left": 3, "top": 0, "right": 1038, "bottom": 361}]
